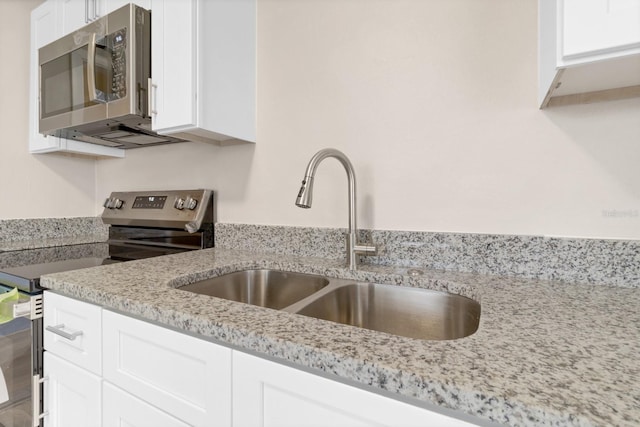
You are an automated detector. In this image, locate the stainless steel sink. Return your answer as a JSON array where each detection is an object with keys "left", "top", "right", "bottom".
[
  {"left": 179, "top": 269, "right": 480, "bottom": 340},
  {"left": 290, "top": 283, "right": 481, "bottom": 340},
  {"left": 178, "top": 269, "right": 330, "bottom": 310}
]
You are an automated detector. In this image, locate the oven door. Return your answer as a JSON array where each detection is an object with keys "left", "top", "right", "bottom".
[{"left": 0, "top": 286, "right": 41, "bottom": 427}]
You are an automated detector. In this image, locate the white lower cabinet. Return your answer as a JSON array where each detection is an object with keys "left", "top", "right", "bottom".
[
  {"left": 102, "top": 310, "right": 232, "bottom": 427},
  {"left": 44, "top": 292, "right": 479, "bottom": 427},
  {"left": 102, "top": 382, "right": 190, "bottom": 427},
  {"left": 232, "top": 351, "right": 476, "bottom": 427},
  {"left": 43, "top": 292, "right": 232, "bottom": 427},
  {"left": 43, "top": 352, "right": 102, "bottom": 427}
]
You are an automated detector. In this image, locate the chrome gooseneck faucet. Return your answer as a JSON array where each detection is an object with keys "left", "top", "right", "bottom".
[{"left": 295, "top": 148, "right": 377, "bottom": 270}]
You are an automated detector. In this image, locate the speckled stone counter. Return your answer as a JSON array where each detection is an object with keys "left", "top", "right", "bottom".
[
  {"left": 41, "top": 248, "right": 640, "bottom": 427},
  {"left": 0, "top": 217, "right": 108, "bottom": 251}
]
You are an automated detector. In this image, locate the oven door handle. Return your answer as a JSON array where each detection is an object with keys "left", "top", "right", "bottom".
[
  {"left": 45, "top": 324, "right": 83, "bottom": 341},
  {"left": 33, "top": 375, "right": 48, "bottom": 427}
]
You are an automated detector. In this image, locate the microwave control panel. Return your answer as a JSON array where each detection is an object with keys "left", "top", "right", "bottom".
[{"left": 110, "top": 28, "right": 127, "bottom": 98}]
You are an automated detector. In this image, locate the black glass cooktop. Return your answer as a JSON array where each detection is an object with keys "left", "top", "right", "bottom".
[
  {"left": 0, "top": 257, "right": 109, "bottom": 293},
  {"left": 0, "top": 243, "right": 110, "bottom": 294}
]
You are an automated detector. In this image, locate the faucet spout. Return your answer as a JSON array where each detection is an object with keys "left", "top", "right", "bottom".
[{"left": 295, "top": 148, "right": 377, "bottom": 270}]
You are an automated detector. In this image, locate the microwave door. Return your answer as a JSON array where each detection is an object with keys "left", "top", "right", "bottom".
[{"left": 39, "top": 33, "right": 109, "bottom": 134}]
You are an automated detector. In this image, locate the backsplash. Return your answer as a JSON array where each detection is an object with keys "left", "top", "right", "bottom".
[
  {"left": 216, "top": 223, "right": 640, "bottom": 288},
  {"left": 0, "top": 217, "right": 108, "bottom": 251},
  {"left": 1, "top": 218, "right": 637, "bottom": 288}
]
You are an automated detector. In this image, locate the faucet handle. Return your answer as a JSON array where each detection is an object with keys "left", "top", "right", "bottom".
[{"left": 353, "top": 243, "right": 378, "bottom": 256}]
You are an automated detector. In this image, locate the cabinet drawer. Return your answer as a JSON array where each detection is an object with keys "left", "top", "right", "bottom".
[
  {"left": 102, "top": 310, "right": 232, "bottom": 427},
  {"left": 44, "top": 292, "right": 102, "bottom": 375}
]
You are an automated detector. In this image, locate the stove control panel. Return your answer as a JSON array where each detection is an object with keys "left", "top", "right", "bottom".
[{"left": 101, "top": 189, "right": 214, "bottom": 232}]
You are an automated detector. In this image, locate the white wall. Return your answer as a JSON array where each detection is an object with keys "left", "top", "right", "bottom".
[
  {"left": 0, "top": 0, "right": 97, "bottom": 219},
  {"left": 9, "top": 0, "right": 640, "bottom": 239},
  {"left": 96, "top": 0, "right": 640, "bottom": 240}
]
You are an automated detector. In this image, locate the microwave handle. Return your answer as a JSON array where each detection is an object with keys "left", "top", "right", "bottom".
[{"left": 86, "top": 33, "right": 104, "bottom": 104}]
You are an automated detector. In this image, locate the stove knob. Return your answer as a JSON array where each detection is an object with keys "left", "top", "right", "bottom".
[
  {"left": 174, "top": 198, "right": 185, "bottom": 210},
  {"left": 185, "top": 197, "right": 198, "bottom": 210},
  {"left": 112, "top": 198, "right": 123, "bottom": 209},
  {"left": 103, "top": 198, "right": 112, "bottom": 208}
]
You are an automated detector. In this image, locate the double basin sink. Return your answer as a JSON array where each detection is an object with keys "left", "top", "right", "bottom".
[{"left": 178, "top": 269, "right": 480, "bottom": 341}]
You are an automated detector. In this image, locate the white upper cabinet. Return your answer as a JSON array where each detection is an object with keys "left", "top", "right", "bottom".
[
  {"left": 562, "top": 0, "right": 640, "bottom": 57},
  {"left": 58, "top": 0, "right": 92, "bottom": 34},
  {"left": 538, "top": 0, "right": 640, "bottom": 108},
  {"left": 29, "top": 1, "right": 58, "bottom": 155},
  {"left": 57, "top": 0, "right": 152, "bottom": 37},
  {"left": 149, "top": 0, "right": 256, "bottom": 144}
]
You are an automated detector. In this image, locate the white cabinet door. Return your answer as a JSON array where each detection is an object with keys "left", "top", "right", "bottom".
[
  {"left": 29, "top": 1, "right": 60, "bottom": 154},
  {"left": 233, "top": 351, "right": 478, "bottom": 427},
  {"left": 198, "top": 0, "right": 256, "bottom": 143},
  {"left": 59, "top": 0, "right": 152, "bottom": 31},
  {"left": 43, "top": 292, "right": 102, "bottom": 376},
  {"left": 562, "top": 0, "right": 640, "bottom": 58},
  {"left": 102, "top": 310, "right": 232, "bottom": 427},
  {"left": 149, "top": 0, "right": 197, "bottom": 133},
  {"left": 58, "top": 0, "right": 89, "bottom": 34},
  {"left": 103, "top": 382, "right": 191, "bottom": 427},
  {"left": 149, "top": 0, "right": 256, "bottom": 144},
  {"left": 43, "top": 352, "right": 101, "bottom": 427}
]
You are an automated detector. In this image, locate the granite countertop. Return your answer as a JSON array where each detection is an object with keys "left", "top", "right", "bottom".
[
  {"left": 40, "top": 248, "right": 640, "bottom": 427},
  {"left": 0, "top": 217, "right": 108, "bottom": 252}
]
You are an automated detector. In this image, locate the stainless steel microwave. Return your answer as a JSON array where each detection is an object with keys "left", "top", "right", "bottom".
[{"left": 38, "top": 3, "right": 184, "bottom": 149}]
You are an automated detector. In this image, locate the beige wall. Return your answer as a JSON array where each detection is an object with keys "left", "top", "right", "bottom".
[
  {"left": 7, "top": 0, "right": 640, "bottom": 239},
  {"left": 1, "top": 0, "right": 97, "bottom": 219}
]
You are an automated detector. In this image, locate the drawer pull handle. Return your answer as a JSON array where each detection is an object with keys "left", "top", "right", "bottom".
[{"left": 46, "top": 324, "right": 83, "bottom": 341}]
